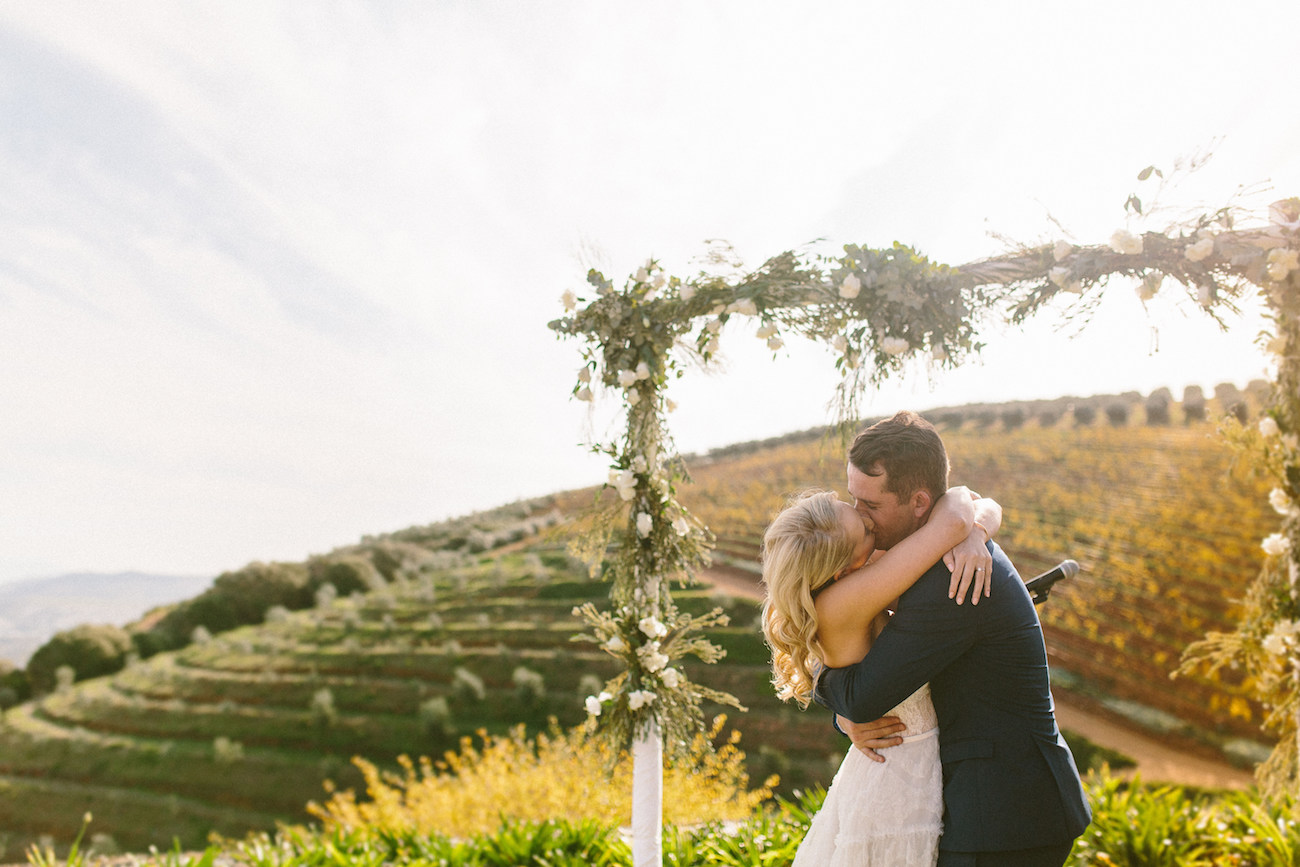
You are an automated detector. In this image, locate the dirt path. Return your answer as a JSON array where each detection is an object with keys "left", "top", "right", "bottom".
[{"left": 698, "top": 564, "right": 1256, "bottom": 791}]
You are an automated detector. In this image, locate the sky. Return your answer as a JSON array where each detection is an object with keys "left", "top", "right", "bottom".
[{"left": 0, "top": 0, "right": 1293, "bottom": 585}]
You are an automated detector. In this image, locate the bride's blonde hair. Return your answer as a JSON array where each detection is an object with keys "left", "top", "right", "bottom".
[{"left": 760, "top": 490, "right": 854, "bottom": 709}]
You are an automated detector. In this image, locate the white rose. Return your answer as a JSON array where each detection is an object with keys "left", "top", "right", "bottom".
[
  {"left": 617, "top": 369, "right": 638, "bottom": 388},
  {"left": 661, "top": 668, "right": 682, "bottom": 689},
  {"left": 1184, "top": 237, "right": 1215, "bottom": 262},
  {"left": 679, "top": 284, "right": 697, "bottom": 302},
  {"left": 561, "top": 290, "right": 578, "bottom": 311},
  {"left": 1053, "top": 240, "right": 1073, "bottom": 262},
  {"left": 831, "top": 334, "right": 848, "bottom": 352},
  {"left": 665, "top": 398, "right": 678, "bottom": 412},
  {"left": 1049, "top": 266, "right": 1072, "bottom": 288},
  {"left": 577, "top": 367, "right": 592, "bottom": 383},
  {"left": 756, "top": 324, "right": 778, "bottom": 339},
  {"left": 882, "top": 336, "right": 910, "bottom": 356},
  {"left": 1268, "top": 334, "right": 1288, "bottom": 358},
  {"left": 631, "top": 455, "right": 648, "bottom": 473},
  {"left": 931, "top": 344, "right": 948, "bottom": 361},
  {"left": 1263, "top": 632, "right": 1288, "bottom": 656},
  {"left": 1262, "top": 533, "right": 1292, "bottom": 557},
  {"left": 1197, "top": 284, "right": 1212, "bottom": 307},
  {"left": 1260, "top": 417, "right": 1281, "bottom": 437},
  {"left": 1267, "top": 248, "right": 1300, "bottom": 282},
  {"left": 653, "top": 273, "right": 666, "bottom": 289},
  {"left": 635, "top": 361, "right": 651, "bottom": 380},
  {"left": 626, "top": 390, "right": 641, "bottom": 406},
  {"left": 610, "top": 469, "right": 637, "bottom": 501},
  {"left": 1109, "top": 229, "right": 1144, "bottom": 256},
  {"left": 1271, "top": 488, "right": 1293, "bottom": 515},
  {"left": 636, "top": 512, "right": 654, "bottom": 538},
  {"left": 627, "top": 690, "right": 657, "bottom": 711},
  {"left": 585, "top": 695, "right": 604, "bottom": 716},
  {"left": 604, "top": 635, "right": 626, "bottom": 653},
  {"left": 705, "top": 318, "right": 723, "bottom": 334},
  {"left": 576, "top": 386, "right": 593, "bottom": 402},
  {"left": 767, "top": 335, "right": 784, "bottom": 351},
  {"left": 705, "top": 337, "right": 720, "bottom": 355},
  {"left": 638, "top": 616, "right": 668, "bottom": 639},
  {"left": 1137, "top": 272, "right": 1162, "bottom": 301},
  {"left": 727, "top": 298, "right": 758, "bottom": 316},
  {"left": 638, "top": 646, "right": 669, "bottom": 673},
  {"left": 839, "top": 273, "right": 862, "bottom": 299},
  {"left": 634, "top": 267, "right": 649, "bottom": 284},
  {"left": 672, "top": 515, "right": 691, "bottom": 536}
]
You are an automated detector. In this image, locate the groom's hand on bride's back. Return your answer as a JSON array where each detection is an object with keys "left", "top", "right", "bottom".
[{"left": 836, "top": 714, "right": 905, "bottom": 762}]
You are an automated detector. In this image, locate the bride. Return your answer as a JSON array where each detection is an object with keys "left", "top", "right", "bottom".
[{"left": 761, "top": 486, "right": 998, "bottom": 866}]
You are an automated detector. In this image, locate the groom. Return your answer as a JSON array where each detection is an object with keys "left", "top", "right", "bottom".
[{"left": 816, "top": 411, "right": 1091, "bottom": 867}]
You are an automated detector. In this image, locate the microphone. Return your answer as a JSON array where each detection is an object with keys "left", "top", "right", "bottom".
[{"left": 1025, "top": 560, "right": 1079, "bottom": 605}]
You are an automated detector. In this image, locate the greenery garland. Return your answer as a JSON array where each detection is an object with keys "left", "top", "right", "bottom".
[{"left": 551, "top": 183, "right": 1300, "bottom": 795}]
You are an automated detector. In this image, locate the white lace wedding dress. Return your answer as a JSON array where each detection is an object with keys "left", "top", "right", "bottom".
[{"left": 793, "top": 683, "right": 943, "bottom": 866}]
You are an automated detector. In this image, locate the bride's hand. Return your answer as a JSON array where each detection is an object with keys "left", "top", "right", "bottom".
[{"left": 944, "top": 529, "right": 992, "bottom": 604}]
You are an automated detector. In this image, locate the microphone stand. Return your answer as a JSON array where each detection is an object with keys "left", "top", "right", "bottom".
[{"left": 1025, "top": 560, "right": 1079, "bottom": 605}]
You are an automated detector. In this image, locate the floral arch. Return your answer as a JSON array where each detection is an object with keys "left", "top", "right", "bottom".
[{"left": 550, "top": 186, "right": 1300, "bottom": 866}]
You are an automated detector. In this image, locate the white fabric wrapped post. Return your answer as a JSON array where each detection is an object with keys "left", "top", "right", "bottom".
[
  {"left": 631, "top": 718, "right": 663, "bottom": 867},
  {"left": 1292, "top": 558, "right": 1299, "bottom": 776}
]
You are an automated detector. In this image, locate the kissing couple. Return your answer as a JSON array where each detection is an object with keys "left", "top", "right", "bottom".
[{"left": 761, "top": 411, "right": 1091, "bottom": 867}]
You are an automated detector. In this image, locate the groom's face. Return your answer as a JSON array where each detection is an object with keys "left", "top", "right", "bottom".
[{"left": 846, "top": 461, "right": 926, "bottom": 551}]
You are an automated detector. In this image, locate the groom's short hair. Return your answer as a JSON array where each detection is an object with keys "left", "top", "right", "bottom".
[{"left": 849, "top": 410, "right": 949, "bottom": 500}]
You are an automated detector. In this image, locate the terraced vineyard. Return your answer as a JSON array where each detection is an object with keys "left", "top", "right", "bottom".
[{"left": 0, "top": 544, "right": 850, "bottom": 852}]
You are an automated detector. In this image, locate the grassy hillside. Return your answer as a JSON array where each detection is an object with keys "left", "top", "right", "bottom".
[{"left": 0, "top": 385, "right": 1274, "bottom": 853}]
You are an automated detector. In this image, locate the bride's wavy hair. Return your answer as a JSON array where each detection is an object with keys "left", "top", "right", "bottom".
[{"left": 760, "top": 490, "right": 854, "bottom": 709}]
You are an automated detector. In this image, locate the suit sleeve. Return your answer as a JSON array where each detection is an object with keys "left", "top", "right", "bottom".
[{"left": 816, "top": 561, "right": 979, "bottom": 722}]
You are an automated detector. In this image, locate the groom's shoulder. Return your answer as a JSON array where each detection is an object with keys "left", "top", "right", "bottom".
[
  {"left": 990, "top": 541, "right": 1020, "bottom": 579},
  {"left": 897, "top": 557, "right": 955, "bottom": 599}
]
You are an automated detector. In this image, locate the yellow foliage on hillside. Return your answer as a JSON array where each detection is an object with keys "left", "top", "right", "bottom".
[
  {"left": 680, "top": 421, "right": 1274, "bottom": 740},
  {"left": 308, "top": 715, "right": 774, "bottom": 838}
]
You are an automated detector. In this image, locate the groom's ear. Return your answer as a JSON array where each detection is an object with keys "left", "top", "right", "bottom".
[{"left": 910, "top": 488, "right": 933, "bottom": 518}]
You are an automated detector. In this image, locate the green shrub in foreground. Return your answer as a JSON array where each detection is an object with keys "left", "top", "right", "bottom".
[{"left": 34, "top": 777, "right": 1300, "bottom": 867}]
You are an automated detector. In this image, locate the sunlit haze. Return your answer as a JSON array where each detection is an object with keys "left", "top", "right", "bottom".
[{"left": 0, "top": 1, "right": 1291, "bottom": 583}]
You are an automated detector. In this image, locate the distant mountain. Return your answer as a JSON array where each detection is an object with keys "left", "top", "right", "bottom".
[{"left": 0, "top": 571, "right": 214, "bottom": 665}]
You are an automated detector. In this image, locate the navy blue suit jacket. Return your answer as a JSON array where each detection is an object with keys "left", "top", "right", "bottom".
[{"left": 815, "top": 542, "right": 1091, "bottom": 853}]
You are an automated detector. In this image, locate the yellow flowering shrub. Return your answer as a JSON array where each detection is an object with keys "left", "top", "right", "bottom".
[{"left": 308, "top": 715, "right": 774, "bottom": 837}]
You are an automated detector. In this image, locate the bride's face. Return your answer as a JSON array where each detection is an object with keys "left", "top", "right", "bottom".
[{"left": 834, "top": 500, "right": 875, "bottom": 576}]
